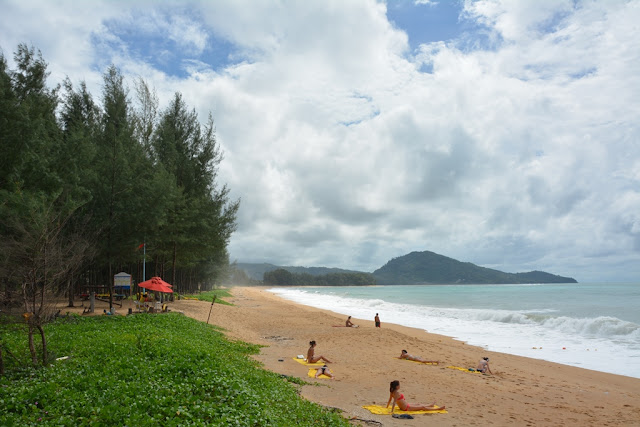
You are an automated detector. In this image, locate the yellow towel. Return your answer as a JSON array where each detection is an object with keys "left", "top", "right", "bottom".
[
  {"left": 447, "top": 366, "right": 481, "bottom": 374},
  {"left": 362, "top": 404, "right": 447, "bottom": 415},
  {"left": 292, "top": 357, "right": 324, "bottom": 366},
  {"left": 395, "top": 357, "right": 438, "bottom": 365},
  {"left": 308, "top": 368, "right": 332, "bottom": 379}
]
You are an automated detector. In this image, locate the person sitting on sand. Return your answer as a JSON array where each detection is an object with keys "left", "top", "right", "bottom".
[
  {"left": 477, "top": 357, "right": 492, "bottom": 374},
  {"left": 345, "top": 316, "right": 358, "bottom": 328},
  {"left": 315, "top": 364, "right": 334, "bottom": 379},
  {"left": 307, "top": 340, "right": 332, "bottom": 363},
  {"left": 399, "top": 349, "right": 438, "bottom": 364},
  {"left": 386, "top": 380, "right": 444, "bottom": 413}
]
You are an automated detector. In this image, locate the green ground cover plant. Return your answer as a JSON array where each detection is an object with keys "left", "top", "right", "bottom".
[
  {"left": 183, "top": 289, "right": 233, "bottom": 306},
  {"left": 0, "top": 313, "right": 348, "bottom": 426}
]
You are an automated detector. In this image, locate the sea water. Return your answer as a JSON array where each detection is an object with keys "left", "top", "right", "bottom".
[{"left": 269, "top": 283, "right": 640, "bottom": 379}]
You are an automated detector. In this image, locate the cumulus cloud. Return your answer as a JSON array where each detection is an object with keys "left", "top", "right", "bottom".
[{"left": 1, "top": 0, "right": 638, "bottom": 281}]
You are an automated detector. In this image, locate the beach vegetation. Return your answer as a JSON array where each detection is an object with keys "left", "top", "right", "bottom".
[
  {"left": 182, "top": 289, "right": 234, "bottom": 306},
  {"left": 0, "top": 43, "right": 239, "bottom": 323},
  {"left": 0, "top": 313, "right": 349, "bottom": 426}
]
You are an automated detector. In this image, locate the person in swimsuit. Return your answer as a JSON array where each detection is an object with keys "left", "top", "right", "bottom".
[
  {"left": 387, "top": 380, "right": 444, "bottom": 413},
  {"left": 476, "top": 357, "right": 492, "bottom": 374},
  {"left": 307, "top": 340, "right": 332, "bottom": 363},
  {"left": 345, "top": 316, "right": 358, "bottom": 327},
  {"left": 315, "top": 364, "right": 334, "bottom": 379},
  {"left": 375, "top": 313, "right": 381, "bottom": 327},
  {"left": 399, "top": 349, "right": 438, "bottom": 364}
]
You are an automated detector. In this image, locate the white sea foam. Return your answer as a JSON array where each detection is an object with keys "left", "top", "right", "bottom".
[{"left": 269, "top": 287, "right": 640, "bottom": 379}]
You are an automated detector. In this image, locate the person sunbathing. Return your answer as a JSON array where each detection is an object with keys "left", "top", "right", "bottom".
[
  {"left": 315, "top": 364, "right": 334, "bottom": 379},
  {"left": 345, "top": 316, "right": 358, "bottom": 327},
  {"left": 387, "top": 380, "right": 444, "bottom": 413},
  {"left": 307, "top": 340, "right": 332, "bottom": 363},
  {"left": 399, "top": 349, "right": 438, "bottom": 364}
]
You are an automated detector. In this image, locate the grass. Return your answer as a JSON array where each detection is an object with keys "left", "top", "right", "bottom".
[
  {"left": 181, "top": 289, "right": 233, "bottom": 306},
  {"left": 0, "top": 313, "right": 349, "bottom": 426}
]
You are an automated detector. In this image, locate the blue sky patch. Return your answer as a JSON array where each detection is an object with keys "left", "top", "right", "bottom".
[
  {"left": 386, "top": 0, "right": 495, "bottom": 53},
  {"left": 93, "top": 10, "right": 239, "bottom": 78}
]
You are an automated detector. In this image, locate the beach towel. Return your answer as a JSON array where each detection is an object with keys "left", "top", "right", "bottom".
[
  {"left": 292, "top": 357, "right": 324, "bottom": 366},
  {"left": 395, "top": 357, "right": 438, "bottom": 365},
  {"left": 362, "top": 404, "right": 447, "bottom": 415},
  {"left": 308, "top": 368, "right": 332, "bottom": 379},
  {"left": 447, "top": 366, "right": 481, "bottom": 374}
]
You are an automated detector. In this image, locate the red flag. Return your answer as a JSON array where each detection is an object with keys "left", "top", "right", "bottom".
[{"left": 136, "top": 243, "right": 145, "bottom": 250}]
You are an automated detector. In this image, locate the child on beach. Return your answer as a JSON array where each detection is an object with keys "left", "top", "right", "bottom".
[
  {"left": 387, "top": 380, "right": 444, "bottom": 413},
  {"left": 307, "top": 340, "right": 332, "bottom": 363},
  {"left": 375, "top": 313, "right": 381, "bottom": 327},
  {"left": 399, "top": 349, "right": 438, "bottom": 364}
]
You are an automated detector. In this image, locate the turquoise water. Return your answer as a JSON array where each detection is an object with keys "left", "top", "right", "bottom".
[{"left": 270, "top": 283, "right": 640, "bottom": 379}]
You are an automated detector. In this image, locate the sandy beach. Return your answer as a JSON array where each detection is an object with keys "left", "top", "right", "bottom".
[{"left": 59, "top": 287, "right": 640, "bottom": 426}]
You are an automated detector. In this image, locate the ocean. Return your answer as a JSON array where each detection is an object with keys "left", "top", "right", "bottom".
[{"left": 269, "top": 283, "right": 640, "bottom": 379}]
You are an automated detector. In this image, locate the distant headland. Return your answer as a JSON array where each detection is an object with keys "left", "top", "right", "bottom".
[{"left": 235, "top": 250, "right": 577, "bottom": 285}]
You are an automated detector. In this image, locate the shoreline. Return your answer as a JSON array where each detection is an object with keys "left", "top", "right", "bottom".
[
  {"left": 57, "top": 287, "right": 640, "bottom": 425},
  {"left": 267, "top": 285, "right": 640, "bottom": 380}
]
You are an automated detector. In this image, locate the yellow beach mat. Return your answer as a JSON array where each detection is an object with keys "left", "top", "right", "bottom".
[
  {"left": 292, "top": 357, "right": 324, "bottom": 366},
  {"left": 395, "top": 357, "right": 438, "bottom": 365},
  {"left": 362, "top": 405, "right": 447, "bottom": 415},
  {"left": 447, "top": 366, "right": 481, "bottom": 374},
  {"left": 308, "top": 368, "right": 332, "bottom": 379}
]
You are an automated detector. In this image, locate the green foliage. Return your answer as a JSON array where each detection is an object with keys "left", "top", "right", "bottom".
[
  {"left": 0, "top": 314, "right": 348, "bottom": 426},
  {"left": 182, "top": 289, "right": 233, "bottom": 306},
  {"left": 0, "top": 43, "right": 240, "bottom": 301},
  {"left": 263, "top": 269, "right": 376, "bottom": 286}
]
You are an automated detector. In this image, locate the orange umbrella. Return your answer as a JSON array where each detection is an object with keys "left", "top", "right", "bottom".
[{"left": 139, "top": 276, "right": 173, "bottom": 293}]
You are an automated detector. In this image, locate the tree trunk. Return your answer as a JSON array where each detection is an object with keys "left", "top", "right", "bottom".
[
  {"left": 28, "top": 323, "right": 37, "bottom": 366},
  {"left": 171, "top": 241, "right": 177, "bottom": 300},
  {"left": 154, "top": 255, "right": 158, "bottom": 277},
  {"left": 37, "top": 324, "right": 48, "bottom": 366},
  {"left": 68, "top": 277, "right": 74, "bottom": 307}
]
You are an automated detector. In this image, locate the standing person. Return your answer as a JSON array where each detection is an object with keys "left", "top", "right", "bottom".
[
  {"left": 477, "top": 357, "right": 493, "bottom": 374},
  {"left": 375, "top": 313, "right": 381, "bottom": 328},
  {"left": 307, "top": 340, "right": 332, "bottom": 363},
  {"left": 387, "top": 380, "right": 444, "bottom": 413},
  {"left": 345, "top": 316, "right": 358, "bottom": 327}
]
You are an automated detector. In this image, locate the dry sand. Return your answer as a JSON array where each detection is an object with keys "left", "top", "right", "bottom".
[{"left": 58, "top": 287, "right": 640, "bottom": 426}]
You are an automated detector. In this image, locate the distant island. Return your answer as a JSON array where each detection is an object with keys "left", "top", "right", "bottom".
[
  {"left": 235, "top": 250, "right": 577, "bottom": 285},
  {"left": 372, "top": 251, "right": 577, "bottom": 285}
]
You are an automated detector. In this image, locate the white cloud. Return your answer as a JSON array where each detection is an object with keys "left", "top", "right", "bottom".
[{"left": 1, "top": 0, "right": 639, "bottom": 281}]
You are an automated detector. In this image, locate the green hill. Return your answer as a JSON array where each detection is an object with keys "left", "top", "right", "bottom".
[
  {"left": 372, "top": 251, "right": 577, "bottom": 285},
  {"left": 236, "top": 263, "right": 365, "bottom": 281},
  {"left": 237, "top": 251, "right": 577, "bottom": 285}
]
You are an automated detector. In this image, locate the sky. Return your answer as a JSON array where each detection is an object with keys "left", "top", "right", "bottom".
[{"left": 1, "top": 0, "right": 639, "bottom": 283}]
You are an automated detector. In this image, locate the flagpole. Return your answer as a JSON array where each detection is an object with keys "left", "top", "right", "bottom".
[{"left": 142, "top": 241, "right": 146, "bottom": 293}]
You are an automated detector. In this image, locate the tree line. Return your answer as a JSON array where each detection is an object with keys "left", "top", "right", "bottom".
[
  {"left": 0, "top": 44, "right": 239, "bottom": 368},
  {"left": 263, "top": 268, "right": 376, "bottom": 286}
]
